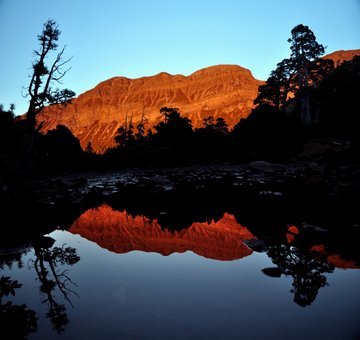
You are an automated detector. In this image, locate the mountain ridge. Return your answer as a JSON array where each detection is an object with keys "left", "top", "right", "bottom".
[
  {"left": 36, "top": 49, "right": 360, "bottom": 153},
  {"left": 69, "top": 204, "right": 256, "bottom": 261},
  {"left": 37, "top": 64, "right": 263, "bottom": 153},
  {"left": 323, "top": 49, "right": 360, "bottom": 66}
]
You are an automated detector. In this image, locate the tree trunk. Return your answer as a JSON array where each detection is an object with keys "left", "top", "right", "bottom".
[
  {"left": 300, "top": 65, "right": 312, "bottom": 127},
  {"left": 26, "top": 100, "right": 37, "bottom": 130},
  {"left": 301, "top": 90, "right": 311, "bottom": 127}
]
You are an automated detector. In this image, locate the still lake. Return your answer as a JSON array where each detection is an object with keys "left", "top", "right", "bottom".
[{"left": 1, "top": 204, "right": 359, "bottom": 339}]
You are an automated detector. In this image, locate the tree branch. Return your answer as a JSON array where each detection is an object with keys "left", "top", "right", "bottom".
[{"left": 42, "top": 47, "right": 65, "bottom": 101}]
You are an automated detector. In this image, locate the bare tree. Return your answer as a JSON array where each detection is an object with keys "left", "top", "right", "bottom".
[{"left": 26, "top": 19, "right": 75, "bottom": 129}]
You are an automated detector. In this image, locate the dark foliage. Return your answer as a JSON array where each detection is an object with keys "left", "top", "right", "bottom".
[
  {"left": 255, "top": 59, "right": 292, "bottom": 110},
  {"left": 265, "top": 244, "right": 334, "bottom": 307},
  {"left": 152, "top": 107, "right": 193, "bottom": 148},
  {"left": 0, "top": 105, "right": 17, "bottom": 158},
  {"left": 310, "top": 56, "right": 360, "bottom": 148},
  {"left": 26, "top": 19, "right": 75, "bottom": 129},
  {"left": 0, "top": 276, "right": 38, "bottom": 338},
  {"left": 36, "top": 125, "right": 85, "bottom": 173},
  {"left": 232, "top": 105, "right": 300, "bottom": 159},
  {"left": 30, "top": 239, "right": 80, "bottom": 334}
]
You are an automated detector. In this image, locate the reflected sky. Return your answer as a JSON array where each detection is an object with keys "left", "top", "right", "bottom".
[{"left": 1, "top": 205, "right": 359, "bottom": 339}]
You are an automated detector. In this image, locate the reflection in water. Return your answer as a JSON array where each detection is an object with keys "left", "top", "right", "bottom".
[
  {"left": 263, "top": 244, "right": 334, "bottom": 307},
  {"left": 69, "top": 204, "right": 359, "bottom": 309},
  {"left": 69, "top": 204, "right": 256, "bottom": 261},
  {"left": 0, "top": 237, "right": 80, "bottom": 337},
  {"left": 0, "top": 203, "right": 359, "bottom": 338},
  {"left": 29, "top": 237, "right": 80, "bottom": 334},
  {"left": 261, "top": 225, "right": 358, "bottom": 307},
  {"left": 310, "top": 244, "right": 360, "bottom": 269},
  {"left": 0, "top": 245, "right": 30, "bottom": 270},
  {"left": 0, "top": 276, "right": 38, "bottom": 338}
]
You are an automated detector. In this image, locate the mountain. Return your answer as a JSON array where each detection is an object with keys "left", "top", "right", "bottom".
[
  {"left": 323, "top": 49, "right": 360, "bottom": 66},
  {"left": 36, "top": 49, "right": 360, "bottom": 153},
  {"left": 69, "top": 204, "right": 256, "bottom": 261},
  {"left": 69, "top": 205, "right": 359, "bottom": 267},
  {"left": 37, "top": 65, "right": 263, "bottom": 153}
]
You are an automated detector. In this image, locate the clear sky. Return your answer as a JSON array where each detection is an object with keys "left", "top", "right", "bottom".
[{"left": 0, "top": 0, "right": 359, "bottom": 115}]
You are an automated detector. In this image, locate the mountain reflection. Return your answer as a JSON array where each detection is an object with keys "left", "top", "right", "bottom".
[
  {"left": 70, "top": 204, "right": 256, "bottom": 261},
  {"left": 0, "top": 203, "right": 358, "bottom": 339},
  {"left": 68, "top": 204, "right": 359, "bottom": 308}
]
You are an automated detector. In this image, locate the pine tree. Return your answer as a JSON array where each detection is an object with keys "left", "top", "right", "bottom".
[{"left": 287, "top": 24, "right": 326, "bottom": 126}]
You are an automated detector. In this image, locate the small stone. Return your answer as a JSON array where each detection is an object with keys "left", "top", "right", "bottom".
[{"left": 262, "top": 267, "right": 282, "bottom": 278}]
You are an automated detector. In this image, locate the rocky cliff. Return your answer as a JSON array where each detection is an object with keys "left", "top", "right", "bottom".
[
  {"left": 69, "top": 204, "right": 256, "bottom": 261},
  {"left": 37, "top": 65, "right": 263, "bottom": 153},
  {"left": 36, "top": 49, "right": 360, "bottom": 153}
]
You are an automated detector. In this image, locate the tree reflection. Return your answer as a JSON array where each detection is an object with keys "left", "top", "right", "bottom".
[
  {"left": 0, "top": 246, "right": 30, "bottom": 270},
  {"left": 29, "top": 237, "right": 80, "bottom": 334},
  {"left": 263, "top": 244, "right": 334, "bottom": 307},
  {"left": 0, "top": 275, "right": 38, "bottom": 339}
]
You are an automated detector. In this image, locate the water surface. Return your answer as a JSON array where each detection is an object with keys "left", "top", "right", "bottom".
[{"left": 1, "top": 204, "right": 359, "bottom": 339}]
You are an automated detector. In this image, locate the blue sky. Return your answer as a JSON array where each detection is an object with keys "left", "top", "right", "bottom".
[{"left": 0, "top": 0, "right": 359, "bottom": 114}]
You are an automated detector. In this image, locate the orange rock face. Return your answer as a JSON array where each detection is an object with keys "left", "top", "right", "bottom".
[
  {"left": 69, "top": 204, "right": 255, "bottom": 261},
  {"left": 37, "top": 65, "right": 263, "bottom": 153},
  {"left": 309, "top": 244, "right": 359, "bottom": 270},
  {"left": 36, "top": 50, "right": 360, "bottom": 153},
  {"left": 286, "top": 225, "right": 299, "bottom": 243},
  {"left": 327, "top": 254, "right": 359, "bottom": 269},
  {"left": 323, "top": 49, "right": 360, "bottom": 67}
]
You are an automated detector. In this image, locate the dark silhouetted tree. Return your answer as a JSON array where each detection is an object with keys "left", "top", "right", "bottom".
[
  {"left": 232, "top": 104, "right": 296, "bottom": 158},
  {"left": 115, "top": 113, "right": 138, "bottom": 148},
  {"left": 0, "top": 104, "right": 33, "bottom": 179},
  {"left": 135, "top": 123, "right": 145, "bottom": 140},
  {"left": 135, "top": 105, "right": 147, "bottom": 140},
  {"left": 192, "top": 115, "right": 230, "bottom": 160},
  {"left": 0, "top": 104, "right": 15, "bottom": 126},
  {"left": 237, "top": 23, "right": 333, "bottom": 152},
  {"left": 263, "top": 244, "right": 334, "bottom": 307},
  {"left": 0, "top": 276, "right": 38, "bottom": 338},
  {"left": 0, "top": 104, "right": 16, "bottom": 154},
  {"left": 288, "top": 24, "right": 326, "bottom": 88},
  {"left": 85, "top": 142, "right": 94, "bottom": 154},
  {"left": 26, "top": 19, "right": 75, "bottom": 129},
  {"left": 115, "top": 124, "right": 135, "bottom": 147},
  {"left": 114, "top": 126, "right": 127, "bottom": 146},
  {"left": 287, "top": 24, "right": 326, "bottom": 126},
  {"left": 203, "top": 115, "right": 214, "bottom": 127},
  {"left": 37, "top": 125, "right": 84, "bottom": 172},
  {"left": 153, "top": 107, "right": 193, "bottom": 147},
  {"left": 30, "top": 237, "right": 80, "bottom": 334},
  {"left": 200, "top": 115, "right": 228, "bottom": 134},
  {"left": 255, "top": 59, "right": 292, "bottom": 110},
  {"left": 214, "top": 117, "right": 229, "bottom": 134},
  {"left": 313, "top": 55, "right": 360, "bottom": 147}
]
